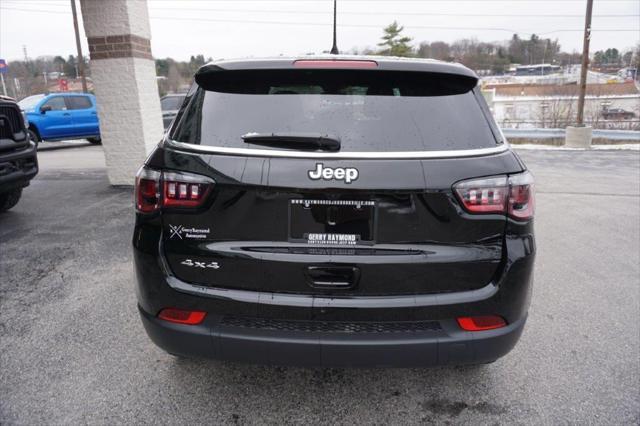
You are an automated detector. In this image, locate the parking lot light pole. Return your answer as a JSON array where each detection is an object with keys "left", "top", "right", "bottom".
[{"left": 70, "top": 0, "right": 88, "bottom": 93}]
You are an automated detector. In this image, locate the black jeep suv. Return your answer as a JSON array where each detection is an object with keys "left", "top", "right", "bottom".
[
  {"left": 0, "top": 96, "right": 38, "bottom": 213},
  {"left": 133, "top": 57, "right": 535, "bottom": 367}
]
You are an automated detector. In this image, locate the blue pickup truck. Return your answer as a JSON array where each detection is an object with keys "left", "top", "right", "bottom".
[{"left": 18, "top": 93, "right": 101, "bottom": 144}]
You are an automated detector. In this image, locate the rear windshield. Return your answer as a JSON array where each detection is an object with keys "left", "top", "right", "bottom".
[{"left": 171, "top": 70, "right": 500, "bottom": 152}]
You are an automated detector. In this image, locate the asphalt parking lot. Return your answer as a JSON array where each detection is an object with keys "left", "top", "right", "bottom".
[{"left": 1, "top": 145, "right": 639, "bottom": 424}]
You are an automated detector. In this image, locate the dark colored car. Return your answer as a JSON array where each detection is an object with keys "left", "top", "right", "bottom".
[
  {"left": 133, "top": 57, "right": 536, "bottom": 367},
  {"left": 0, "top": 95, "right": 38, "bottom": 212},
  {"left": 19, "top": 93, "right": 101, "bottom": 144},
  {"left": 600, "top": 108, "right": 635, "bottom": 120},
  {"left": 160, "top": 94, "right": 186, "bottom": 130}
]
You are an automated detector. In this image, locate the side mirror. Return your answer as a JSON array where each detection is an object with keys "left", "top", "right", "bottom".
[{"left": 40, "top": 105, "right": 52, "bottom": 114}]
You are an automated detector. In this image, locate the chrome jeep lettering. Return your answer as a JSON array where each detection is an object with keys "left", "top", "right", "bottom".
[{"left": 308, "top": 163, "right": 358, "bottom": 184}]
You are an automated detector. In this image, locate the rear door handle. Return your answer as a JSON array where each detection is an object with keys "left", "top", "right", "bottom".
[
  {"left": 63, "top": 112, "right": 71, "bottom": 116},
  {"left": 305, "top": 266, "right": 360, "bottom": 289}
]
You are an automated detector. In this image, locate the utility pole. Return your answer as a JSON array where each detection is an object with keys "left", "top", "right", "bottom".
[
  {"left": 576, "top": 0, "right": 593, "bottom": 126},
  {"left": 70, "top": 0, "right": 88, "bottom": 93}
]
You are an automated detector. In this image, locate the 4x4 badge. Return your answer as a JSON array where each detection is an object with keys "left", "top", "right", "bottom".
[
  {"left": 308, "top": 163, "right": 358, "bottom": 184},
  {"left": 180, "top": 259, "right": 220, "bottom": 269}
]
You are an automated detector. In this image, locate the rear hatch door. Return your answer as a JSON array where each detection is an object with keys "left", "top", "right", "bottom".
[{"left": 158, "top": 61, "right": 522, "bottom": 296}]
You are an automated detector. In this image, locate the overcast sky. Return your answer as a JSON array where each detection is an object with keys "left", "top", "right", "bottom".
[{"left": 1, "top": 0, "right": 639, "bottom": 63}]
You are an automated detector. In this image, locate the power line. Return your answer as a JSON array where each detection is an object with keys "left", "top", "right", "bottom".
[
  {"left": 146, "top": 7, "right": 640, "bottom": 18},
  {"left": 1, "top": 6, "right": 638, "bottom": 35},
  {"left": 1, "top": 5, "right": 70, "bottom": 14},
  {"left": 9, "top": 0, "right": 639, "bottom": 2},
  {"left": 150, "top": 14, "right": 639, "bottom": 34},
  {"left": 2, "top": 1, "right": 638, "bottom": 18}
]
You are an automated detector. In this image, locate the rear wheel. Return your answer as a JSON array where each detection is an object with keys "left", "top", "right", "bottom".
[
  {"left": 0, "top": 189, "right": 23, "bottom": 213},
  {"left": 87, "top": 137, "right": 102, "bottom": 145}
]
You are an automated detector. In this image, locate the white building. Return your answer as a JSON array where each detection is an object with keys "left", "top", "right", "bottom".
[
  {"left": 482, "top": 67, "right": 625, "bottom": 86},
  {"left": 484, "top": 82, "right": 640, "bottom": 130}
]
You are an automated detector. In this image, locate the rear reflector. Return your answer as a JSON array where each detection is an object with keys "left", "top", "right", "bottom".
[
  {"left": 293, "top": 59, "right": 378, "bottom": 69},
  {"left": 158, "top": 308, "right": 207, "bottom": 325},
  {"left": 457, "top": 315, "right": 506, "bottom": 331}
]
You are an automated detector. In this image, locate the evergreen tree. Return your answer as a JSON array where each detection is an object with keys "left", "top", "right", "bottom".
[{"left": 377, "top": 21, "right": 414, "bottom": 57}]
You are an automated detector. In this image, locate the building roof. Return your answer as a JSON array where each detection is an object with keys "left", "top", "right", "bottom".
[{"left": 486, "top": 82, "right": 639, "bottom": 98}]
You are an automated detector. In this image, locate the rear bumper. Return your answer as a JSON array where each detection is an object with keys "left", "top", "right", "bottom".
[
  {"left": 133, "top": 215, "right": 535, "bottom": 367},
  {"left": 139, "top": 304, "right": 526, "bottom": 367},
  {"left": 0, "top": 141, "right": 38, "bottom": 193}
]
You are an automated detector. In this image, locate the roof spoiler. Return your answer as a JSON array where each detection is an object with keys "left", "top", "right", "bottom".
[{"left": 195, "top": 65, "right": 478, "bottom": 96}]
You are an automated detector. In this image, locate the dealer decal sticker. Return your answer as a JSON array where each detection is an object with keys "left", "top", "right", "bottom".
[
  {"left": 168, "top": 224, "right": 211, "bottom": 240},
  {"left": 306, "top": 233, "right": 359, "bottom": 246}
]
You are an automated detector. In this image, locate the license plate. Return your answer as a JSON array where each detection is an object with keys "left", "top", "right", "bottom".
[{"left": 289, "top": 199, "right": 376, "bottom": 245}]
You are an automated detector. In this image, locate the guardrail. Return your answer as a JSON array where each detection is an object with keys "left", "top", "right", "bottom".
[{"left": 502, "top": 128, "right": 640, "bottom": 141}]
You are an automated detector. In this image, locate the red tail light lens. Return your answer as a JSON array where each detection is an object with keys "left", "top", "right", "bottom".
[
  {"left": 454, "top": 176, "right": 508, "bottom": 214},
  {"left": 135, "top": 167, "right": 160, "bottom": 213},
  {"left": 134, "top": 167, "right": 214, "bottom": 213},
  {"left": 457, "top": 315, "right": 506, "bottom": 331},
  {"left": 158, "top": 308, "right": 207, "bottom": 325},
  {"left": 162, "top": 171, "right": 213, "bottom": 209},
  {"left": 453, "top": 172, "right": 535, "bottom": 220}
]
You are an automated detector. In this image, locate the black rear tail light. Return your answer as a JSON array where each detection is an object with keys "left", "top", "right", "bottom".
[
  {"left": 135, "top": 166, "right": 215, "bottom": 213},
  {"left": 454, "top": 171, "right": 535, "bottom": 220}
]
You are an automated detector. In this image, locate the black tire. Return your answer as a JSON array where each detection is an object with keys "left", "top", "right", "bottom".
[
  {"left": 455, "top": 360, "right": 496, "bottom": 371},
  {"left": 0, "top": 189, "right": 23, "bottom": 213},
  {"left": 167, "top": 352, "right": 186, "bottom": 359},
  {"left": 87, "top": 137, "right": 102, "bottom": 145},
  {"left": 28, "top": 127, "right": 41, "bottom": 144}
]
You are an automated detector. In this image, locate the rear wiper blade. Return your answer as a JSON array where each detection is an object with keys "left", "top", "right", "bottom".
[{"left": 241, "top": 132, "right": 341, "bottom": 152}]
